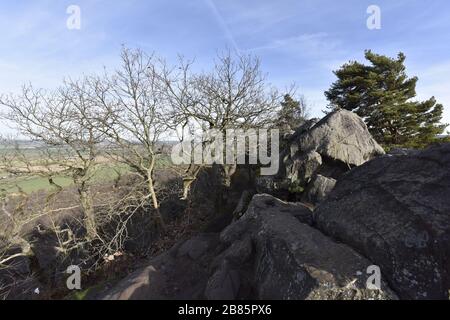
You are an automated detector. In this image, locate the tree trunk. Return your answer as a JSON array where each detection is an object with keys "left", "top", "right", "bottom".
[
  {"left": 147, "top": 172, "right": 165, "bottom": 230},
  {"left": 79, "top": 188, "right": 96, "bottom": 240},
  {"left": 181, "top": 165, "right": 202, "bottom": 200},
  {"left": 182, "top": 178, "right": 195, "bottom": 200}
]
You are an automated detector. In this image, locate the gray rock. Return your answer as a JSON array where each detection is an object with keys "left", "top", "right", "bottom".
[
  {"left": 212, "top": 238, "right": 253, "bottom": 269},
  {"left": 177, "top": 235, "right": 216, "bottom": 260},
  {"left": 302, "top": 175, "right": 336, "bottom": 204},
  {"left": 315, "top": 143, "right": 450, "bottom": 299},
  {"left": 276, "top": 109, "right": 384, "bottom": 204},
  {"left": 253, "top": 194, "right": 314, "bottom": 225},
  {"left": 102, "top": 233, "right": 220, "bottom": 300},
  {"left": 286, "top": 151, "right": 322, "bottom": 183},
  {"left": 289, "top": 109, "right": 385, "bottom": 167},
  {"left": 232, "top": 190, "right": 256, "bottom": 218},
  {"left": 102, "top": 194, "right": 396, "bottom": 300},
  {"left": 222, "top": 194, "right": 396, "bottom": 300},
  {"left": 205, "top": 260, "right": 240, "bottom": 300}
]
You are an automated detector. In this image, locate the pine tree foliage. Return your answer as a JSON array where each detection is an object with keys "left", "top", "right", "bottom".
[
  {"left": 275, "top": 94, "right": 308, "bottom": 133},
  {"left": 325, "top": 50, "right": 446, "bottom": 149}
]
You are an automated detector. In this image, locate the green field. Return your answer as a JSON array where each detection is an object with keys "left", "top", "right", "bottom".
[
  {"left": 0, "top": 164, "right": 131, "bottom": 194},
  {"left": 0, "top": 143, "right": 173, "bottom": 194}
]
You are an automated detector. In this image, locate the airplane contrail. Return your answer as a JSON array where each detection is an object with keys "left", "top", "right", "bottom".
[{"left": 204, "top": 0, "right": 240, "bottom": 53}]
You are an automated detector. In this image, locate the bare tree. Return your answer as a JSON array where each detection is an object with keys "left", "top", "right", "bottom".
[
  {"left": 162, "top": 50, "right": 282, "bottom": 196},
  {"left": 82, "top": 48, "right": 170, "bottom": 228},
  {"left": 0, "top": 84, "right": 105, "bottom": 239},
  {"left": 193, "top": 50, "right": 280, "bottom": 130}
]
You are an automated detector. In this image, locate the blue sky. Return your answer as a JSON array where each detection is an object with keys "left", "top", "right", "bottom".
[{"left": 1, "top": 0, "right": 450, "bottom": 133}]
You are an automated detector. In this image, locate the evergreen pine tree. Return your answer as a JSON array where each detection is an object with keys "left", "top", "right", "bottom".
[
  {"left": 325, "top": 50, "right": 446, "bottom": 149},
  {"left": 276, "top": 94, "right": 308, "bottom": 133}
]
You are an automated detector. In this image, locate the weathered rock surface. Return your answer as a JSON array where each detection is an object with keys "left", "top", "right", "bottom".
[
  {"left": 259, "top": 109, "right": 385, "bottom": 205},
  {"left": 301, "top": 175, "right": 336, "bottom": 205},
  {"left": 232, "top": 189, "right": 256, "bottom": 218},
  {"left": 102, "top": 194, "right": 396, "bottom": 300},
  {"left": 315, "top": 143, "right": 450, "bottom": 299},
  {"left": 295, "top": 109, "right": 384, "bottom": 164},
  {"left": 102, "top": 233, "right": 221, "bottom": 300},
  {"left": 283, "top": 109, "right": 385, "bottom": 179}
]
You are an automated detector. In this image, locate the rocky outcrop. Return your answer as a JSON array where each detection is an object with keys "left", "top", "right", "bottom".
[
  {"left": 102, "top": 194, "right": 396, "bottom": 300},
  {"left": 102, "top": 233, "right": 221, "bottom": 300},
  {"left": 219, "top": 194, "right": 395, "bottom": 300},
  {"left": 288, "top": 109, "right": 385, "bottom": 168},
  {"left": 99, "top": 115, "right": 450, "bottom": 301},
  {"left": 284, "top": 109, "right": 385, "bottom": 180},
  {"left": 258, "top": 109, "right": 385, "bottom": 205},
  {"left": 301, "top": 175, "right": 336, "bottom": 204},
  {"left": 315, "top": 143, "right": 450, "bottom": 299}
]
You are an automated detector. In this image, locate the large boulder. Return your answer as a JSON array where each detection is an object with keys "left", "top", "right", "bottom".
[
  {"left": 290, "top": 109, "right": 384, "bottom": 166},
  {"left": 102, "top": 194, "right": 396, "bottom": 300},
  {"left": 219, "top": 194, "right": 395, "bottom": 300},
  {"left": 260, "top": 109, "right": 385, "bottom": 205},
  {"left": 315, "top": 143, "right": 450, "bottom": 299},
  {"left": 283, "top": 109, "right": 384, "bottom": 181}
]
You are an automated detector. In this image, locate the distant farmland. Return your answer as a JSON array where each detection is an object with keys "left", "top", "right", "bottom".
[
  {"left": 0, "top": 141, "right": 172, "bottom": 194},
  {"left": 0, "top": 164, "right": 130, "bottom": 194}
]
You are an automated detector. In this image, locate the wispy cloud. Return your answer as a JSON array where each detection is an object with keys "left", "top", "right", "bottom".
[
  {"left": 0, "top": 0, "right": 449, "bottom": 127},
  {"left": 243, "top": 32, "right": 342, "bottom": 56}
]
